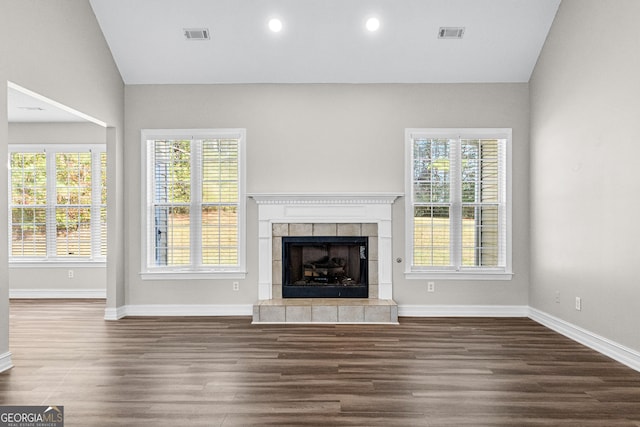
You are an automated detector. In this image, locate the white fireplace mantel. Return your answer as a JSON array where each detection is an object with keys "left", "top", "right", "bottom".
[
  {"left": 250, "top": 193, "right": 402, "bottom": 205},
  {"left": 249, "top": 193, "right": 402, "bottom": 300}
]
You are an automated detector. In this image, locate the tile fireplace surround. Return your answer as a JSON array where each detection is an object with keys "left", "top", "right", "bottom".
[{"left": 249, "top": 193, "right": 401, "bottom": 323}]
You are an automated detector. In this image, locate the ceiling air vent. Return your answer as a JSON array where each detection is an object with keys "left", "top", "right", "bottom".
[
  {"left": 184, "top": 28, "right": 210, "bottom": 40},
  {"left": 438, "top": 27, "right": 465, "bottom": 39}
]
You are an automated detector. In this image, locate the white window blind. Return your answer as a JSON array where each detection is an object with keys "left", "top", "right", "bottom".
[
  {"left": 405, "top": 129, "right": 511, "bottom": 279},
  {"left": 99, "top": 152, "right": 107, "bottom": 257},
  {"left": 201, "top": 139, "right": 239, "bottom": 265},
  {"left": 143, "top": 129, "right": 246, "bottom": 277},
  {"left": 10, "top": 152, "right": 47, "bottom": 257},
  {"left": 55, "top": 152, "right": 93, "bottom": 256},
  {"left": 9, "top": 145, "right": 106, "bottom": 262},
  {"left": 151, "top": 139, "right": 192, "bottom": 266}
]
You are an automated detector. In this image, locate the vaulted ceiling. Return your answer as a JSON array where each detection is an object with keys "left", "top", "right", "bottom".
[
  {"left": 89, "top": 0, "right": 561, "bottom": 84},
  {"left": 9, "top": 0, "right": 562, "bottom": 123}
]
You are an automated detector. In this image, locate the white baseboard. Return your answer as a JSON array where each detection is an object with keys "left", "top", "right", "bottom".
[
  {"left": 529, "top": 307, "right": 640, "bottom": 372},
  {"left": 399, "top": 304, "right": 529, "bottom": 317},
  {"left": 113, "top": 304, "right": 254, "bottom": 317},
  {"left": 104, "top": 306, "right": 128, "bottom": 321},
  {"left": 0, "top": 352, "right": 13, "bottom": 373},
  {"left": 9, "top": 288, "right": 106, "bottom": 299}
]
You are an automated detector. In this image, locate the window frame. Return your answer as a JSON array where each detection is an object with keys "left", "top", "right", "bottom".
[
  {"left": 404, "top": 128, "right": 513, "bottom": 280},
  {"left": 8, "top": 143, "right": 107, "bottom": 266},
  {"left": 140, "top": 129, "right": 247, "bottom": 280}
]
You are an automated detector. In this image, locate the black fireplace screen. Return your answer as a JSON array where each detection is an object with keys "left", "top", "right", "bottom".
[{"left": 282, "top": 236, "right": 368, "bottom": 298}]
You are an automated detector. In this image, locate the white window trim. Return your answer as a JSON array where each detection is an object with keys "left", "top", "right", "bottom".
[
  {"left": 404, "top": 128, "right": 513, "bottom": 281},
  {"left": 9, "top": 261, "right": 106, "bottom": 269},
  {"left": 140, "top": 129, "right": 247, "bottom": 280},
  {"left": 8, "top": 144, "right": 106, "bottom": 265}
]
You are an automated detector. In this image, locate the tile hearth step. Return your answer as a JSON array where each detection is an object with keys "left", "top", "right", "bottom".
[{"left": 252, "top": 298, "right": 398, "bottom": 324}]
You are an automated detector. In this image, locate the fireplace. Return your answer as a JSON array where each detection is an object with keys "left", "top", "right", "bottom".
[
  {"left": 282, "top": 236, "right": 368, "bottom": 298},
  {"left": 249, "top": 193, "right": 401, "bottom": 301}
]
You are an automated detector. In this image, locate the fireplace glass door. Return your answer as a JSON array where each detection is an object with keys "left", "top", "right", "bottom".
[{"left": 282, "top": 236, "right": 368, "bottom": 298}]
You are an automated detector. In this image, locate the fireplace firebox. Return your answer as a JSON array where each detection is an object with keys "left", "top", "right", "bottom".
[{"left": 282, "top": 236, "right": 368, "bottom": 298}]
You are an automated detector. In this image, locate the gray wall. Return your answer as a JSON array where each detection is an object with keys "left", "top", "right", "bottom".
[
  {"left": 530, "top": 0, "right": 640, "bottom": 351},
  {"left": 8, "top": 122, "right": 106, "bottom": 144},
  {"left": 0, "top": 0, "right": 124, "bottom": 367},
  {"left": 125, "top": 83, "right": 530, "bottom": 307}
]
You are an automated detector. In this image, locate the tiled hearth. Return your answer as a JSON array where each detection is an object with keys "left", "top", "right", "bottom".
[
  {"left": 253, "top": 298, "right": 398, "bottom": 324},
  {"left": 249, "top": 193, "right": 401, "bottom": 324}
]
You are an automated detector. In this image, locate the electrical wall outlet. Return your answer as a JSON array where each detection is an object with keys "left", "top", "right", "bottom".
[
  {"left": 555, "top": 291, "right": 560, "bottom": 303},
  {"left": 575, "top": 296, "right": 581, "bottom": 311},
  {"left": 232, "top": 282, "right": 240, "bottom": 291},
  {"left": 427, "top": 282, "right": 435, "bottom": 292},
  {"left": 68, "top": 270, "right": 74, "bottom": 279}
]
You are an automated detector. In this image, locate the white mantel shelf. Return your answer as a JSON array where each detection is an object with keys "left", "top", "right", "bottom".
[
  {"left": 249, "top": 193, "right": 403, "bottom": 204},
  {"left": 251, "top": 192, "right": 403, "bottom": 301}
]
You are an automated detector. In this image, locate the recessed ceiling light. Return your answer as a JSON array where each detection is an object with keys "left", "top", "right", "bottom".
[
  {"left": 366, "top": 17, "right": 380, "bottom": 32},
  {"left": 268, "top": 18, "right": 283, "bottom": 33}
]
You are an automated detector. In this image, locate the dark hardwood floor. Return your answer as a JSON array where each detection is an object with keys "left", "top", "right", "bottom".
[{"left": 2, "top": 300, "right": 640, "bottom": 426}]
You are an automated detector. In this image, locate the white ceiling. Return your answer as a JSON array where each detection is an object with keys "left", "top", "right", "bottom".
[
  {"left": 7, "top": 84, "right": 107, "bottom": 125},
  {"left": 8, "top": 86, "right": 89, "bottom": 123},
  {"left": 89, "top": 0, "right": 561, "bottom": 85}
]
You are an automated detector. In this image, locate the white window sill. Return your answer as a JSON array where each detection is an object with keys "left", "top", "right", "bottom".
[
  {"left": 10, "top": 261, "right": 106, "bottom": 268},
  {"left": 140, "top": 270, "right": 247, "bottom": 281},
  {"left": 405, "top": 271, "right": 514, "bottom": 281}
]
